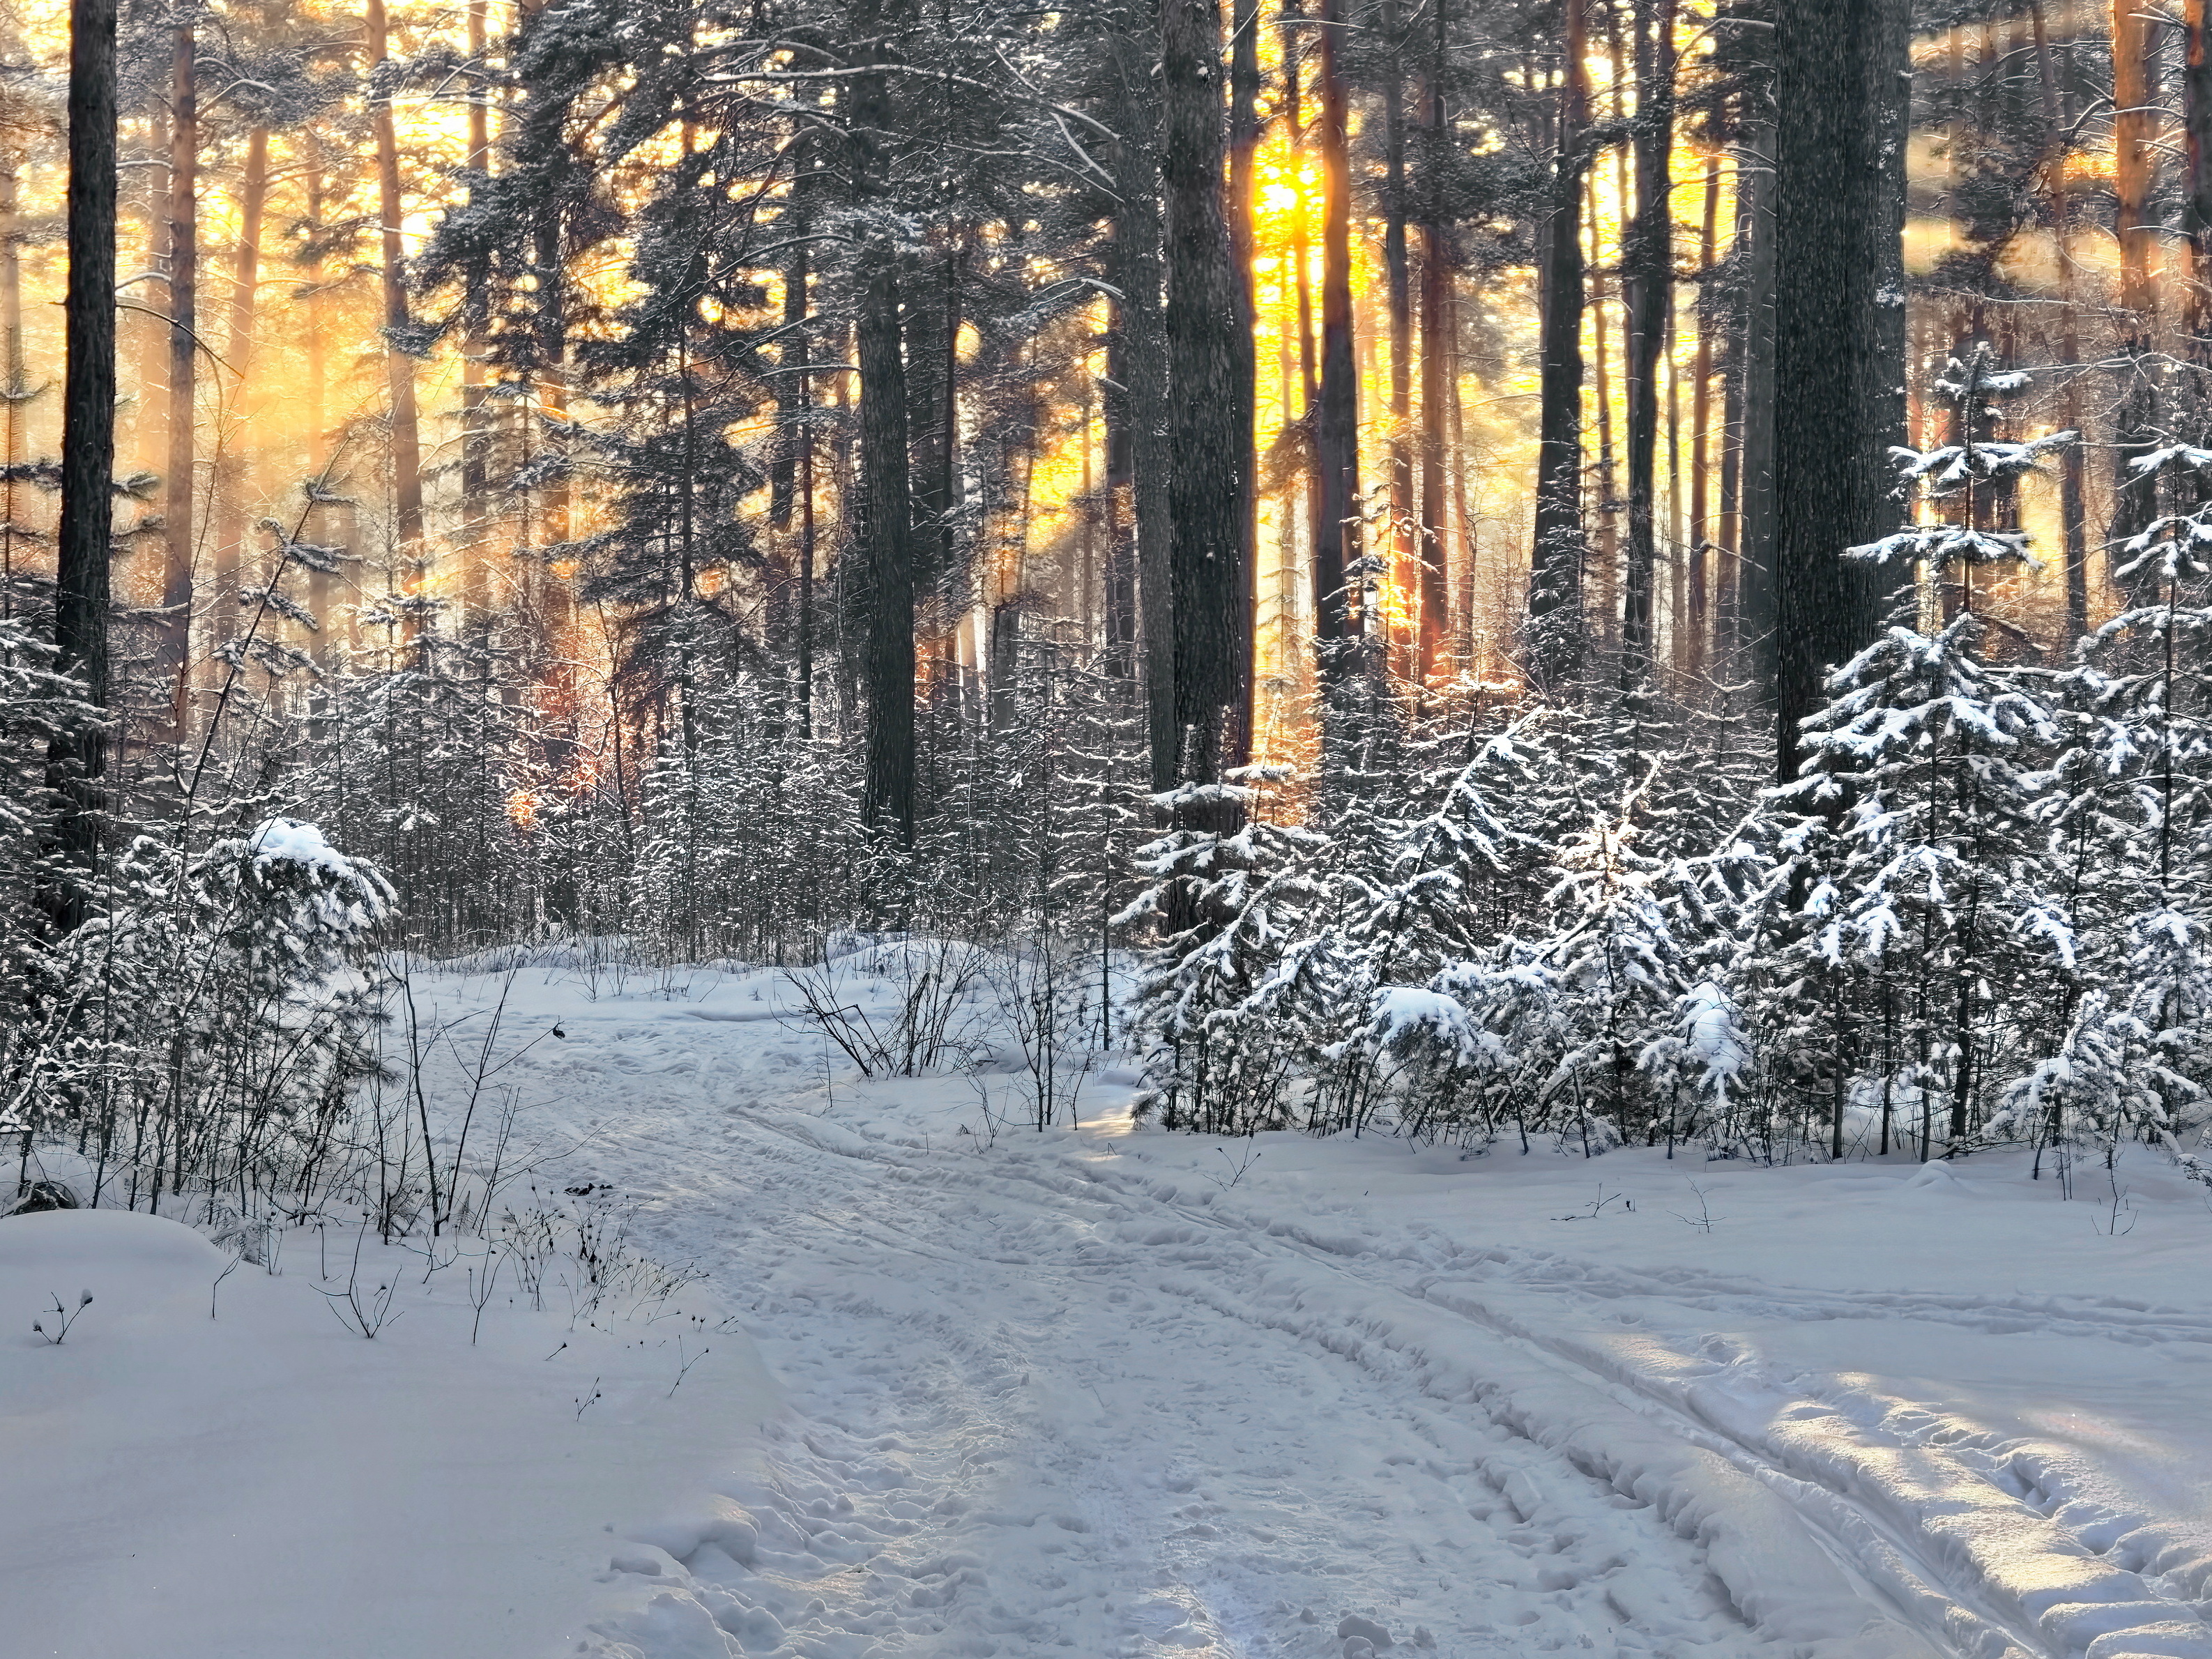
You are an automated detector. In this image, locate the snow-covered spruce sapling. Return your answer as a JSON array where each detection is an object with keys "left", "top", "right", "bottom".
[
  {"left": 2049, "top": 442, "right": 2212, "bottom": 905},
  {"left": 1846, "top": 344, "right": 2075, "bottom": 619},
  {"left": 1773, "top": 621, "right": 2063, "bottom": 1158},
  {"left": 31, "top": 1289, "right": 92, "bottom": 1345},
  {"left": 1756, "top": 349, "right": 2076, "bottom": 1159},
  {"left": 1635, "top": 979, "right": 1751, "bottom": 1158},
  {"left": 1531, "top": 765, "right": 1688, "bottom": 1153},
  {"left": 1123, "top": 771, "right": 1331, "bottom": 1136}
]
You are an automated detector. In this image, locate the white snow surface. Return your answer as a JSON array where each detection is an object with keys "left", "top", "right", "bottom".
[
  {"left": 0, "top": 1193, "right": 775, "bottom": 1658},
  {"left": 13, "top": 949, "right": 2212, "bottom": 1659}
]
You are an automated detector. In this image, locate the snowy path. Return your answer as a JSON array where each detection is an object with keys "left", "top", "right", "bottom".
[
  {"left": 587, "top": 1108, "right": 1879, "bottom": 1658},
  {"left": 427, "top": 970, "right": 2212, "bottom": 1659}
]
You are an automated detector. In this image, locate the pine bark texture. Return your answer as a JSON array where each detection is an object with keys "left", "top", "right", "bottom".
[
  {"left": 2110, "top": 0, "right": 2159, "bottom": 558},
  {"left": 1162, "top": 0, "right": 1253, "bottom": 802},
  {"left": 1103, "top": 20, "right": 1175, "bottom": 794},
  {"left": 1773, "top": 0, "right": 1881, "bottom": 780},
  {"left": 367, "top": 0, "right": 424, "bottom": 553},
  {"left": 1734, "top": 121, "right": 1777, "bottom": 695},
  {"left": 851, "top": 0, "right": 917, "bottom": 842},
  {"left": 1621, "top": 0, "right": 1676, "bottom": 681},
  {"left": 1312, "top": 0, "right": 1359, "bottom": 659},
  {"left": 47, "top": 0, "right": 119, "bottom": 928},
  {"left": 212, "top": 125, "right": 268, "bottom": 652},
  {"left": 158, "top": 22, "right": 197, "bottom": 739},
  {"left": 1528, "top": 0, "right": 1589, "bottom": 691},
  {"left": 1414, "top": 0, "right": 1451, "bottom": 683}
]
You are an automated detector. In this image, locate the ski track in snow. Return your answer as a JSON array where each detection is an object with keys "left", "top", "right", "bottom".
[{"left": 438, "top": 984, "right": 2212, "bottom": 1659}]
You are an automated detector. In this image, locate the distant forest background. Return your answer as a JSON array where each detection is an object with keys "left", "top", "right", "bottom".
[{"left": 8, "top": 0, "right": 2212, "bottom": 1208}]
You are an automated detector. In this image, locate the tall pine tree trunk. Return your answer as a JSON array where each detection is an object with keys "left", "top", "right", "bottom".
[
  {"left": 771, "top": 146, "right": 809, "bottom": 537},
  {"left": 2035, "top": 0, "right": 2088, "bottom": 640},
  {"left": 158, "top": 22, "right": 195, "bottom": 740},
  {"left": 1228, "top": 0, "right": 1260, "bottom": 755},
  {"left": 1688, "top": 152, "right": 1718, "bottom": 681},
  {"left": 133, "top": 104, "right": 168, "bottom": 479},
  {"left": 1621, "top": 0, "right": 1676, "bottom": 683},
  {"left": 459, "top": 0, "right": 491, "bottom": 621},
  {"left": 211, "top": 126, "right": 267, "bottom": 656},
  {"left": 1529, "top": 0, "right": 1590, "bottom": 692},
  {"left": 1734, "top": 120, "right": 1777, "bottom": 687},
  {"left": 1773, "top": 0, "right": 1879, "bottom": 780},
  {"left": 1414, "top": 0, "right": 1451, "bottom": 684},
  {"left": 1312, "top": 0, "right": 1359, "bottom": 662},
  {"left": 772, "top": 146, "right": 815, "bottom": 728},
  {"left": 903, "top": 240, "right": 955, "bottom": 609},
  {"left": 0, "top": 144, "right": 20, "bottom": 615},
  {"left": 2110, "top": 0, "right": 2160, "bottom": 564},
  {"left": 45, "top": 0, "right": 118, "bottom": 931},
  {"left": 851, "top": 0, "right": 916, "bottom": 842},
  {"left": 1760, "top": 0, "right": 1884, "bottom": 783},
  {"left": 2188, "top": 0, "right": 2212, "bottom": 346},
  {"left": 303, "top": 144, "right": 334, "bottom": 662},
  {"left": 367, "top": 0, "right": 423, "bottom": 554},
  {"left": 1104, "top": 22, "right": 1174, "bottom": 792},
  {"left": 1381, "top": 0, "right": 1414, "bottom": 682},
  {"left": 1861, "top": 0, "right": 1911, "bottom": 556},
  {"left": 1163, "top": 0, "right": 1253, "bottom": 809}
]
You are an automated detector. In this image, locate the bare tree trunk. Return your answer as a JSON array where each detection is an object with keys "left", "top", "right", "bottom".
[
  {"left": 1688, "top": 151, "right": 1718, "bottom": 682},
  {"left": 1774, "top": 0, "right": 1880, "bottom": 781},
  {"left": 1735, "top": 121, "right": 1777, "bottom": 698},
  {"left": 774, "top": 146, "right": 815, "bottom": 728},
  {"left": 1588, "top": 175, "right": 1615, "bottom": 622},
  {"left": 158, "top": 21, "right": 196, "bottom": 741},
  {"left": 0, "top": 139, "right": 22, "bottom": 619},
  {"left": 211, "top": 126, "right": 267, "bottom": 657},
  {"left": 1529, "top": 0, "right": 1590, "bottom": 693},
  {"left": 1621, "top": 0, "right": 1677, "bottom": 682},
  {"left": 903, "top": 236, "right": 955, "bottom": 609},
  {"left": 1313, "top": 0, "right": 1359, "bottom": 662},
  {"left": 1861, "top": 0, "right": 1911, "bottom": 558},
  {"left": 1164, "top": 0, "right": 1253, "bottom": 809},
  {"left": 1104, "top": 22, "right": 1173, "bottom": 792},
  {"left": 1284, "top": 0, "right": 1321, "bottom": 692},
  {"left": 1381, "top": 0, "right": 1414, "bottom": 682},
  {"left": 1287, "top": 0, "right": 1317, "bottom": 423},
  {"left": 1414, "top": 0, "right": 1451, "bottom": 684},
  {"left": 134, "top": 103, "right": 169, "bottom": 479},
  {"left": 2034, "top": 0, "right": 2089, "bottom": 641},
  {"left": 2189, "top": 0, "right": 2212, "bottom": 344},
  {"left": 1228, "top": 0, "right": 1260, "bottom": 756},
  {"left": 367, "top": 0, "right": 424, "bottom": 556},
  {"left": 303, "top": 145, "right": 333, "bottom": 660},
  {"left": 45, "top": 0, "right": 118, "bottom": 931},
  {"left": 851, "top": 0, "right": 916, "bottom": 843},
  {"left": 2110, "top": 0, "right": 2160, "bottom": 563},
  {"left": 459, "top": 0, "right": 491, "bottom": 620}
]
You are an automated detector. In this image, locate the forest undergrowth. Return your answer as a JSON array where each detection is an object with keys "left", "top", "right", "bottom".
[{"left": 10, "top": 360, "right": 2212, "bottom": 1246}]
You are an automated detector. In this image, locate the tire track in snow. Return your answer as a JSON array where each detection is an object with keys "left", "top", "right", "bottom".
[
  {"left": 458, "top": 989, "right": 2189, "bottom": 1659},
  {"left": 574, "top": 1106, "right": 1935, "bottom": 1659},
  {"left": 970, "top": 1150, "right": 2212, "bottom": 1659}
]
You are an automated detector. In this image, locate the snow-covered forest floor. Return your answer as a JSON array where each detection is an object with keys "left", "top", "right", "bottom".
[{"left": 12, "top": 947, "right": 2212, "bottom": 1659}]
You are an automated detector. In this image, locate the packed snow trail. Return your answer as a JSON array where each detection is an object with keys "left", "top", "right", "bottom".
[
  {"left": 414, "top": 960, "right": 2212, "bottom": 1659},
  {"left": 581, "top": 1106, "right": 1912, "bottom": 1659}
]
